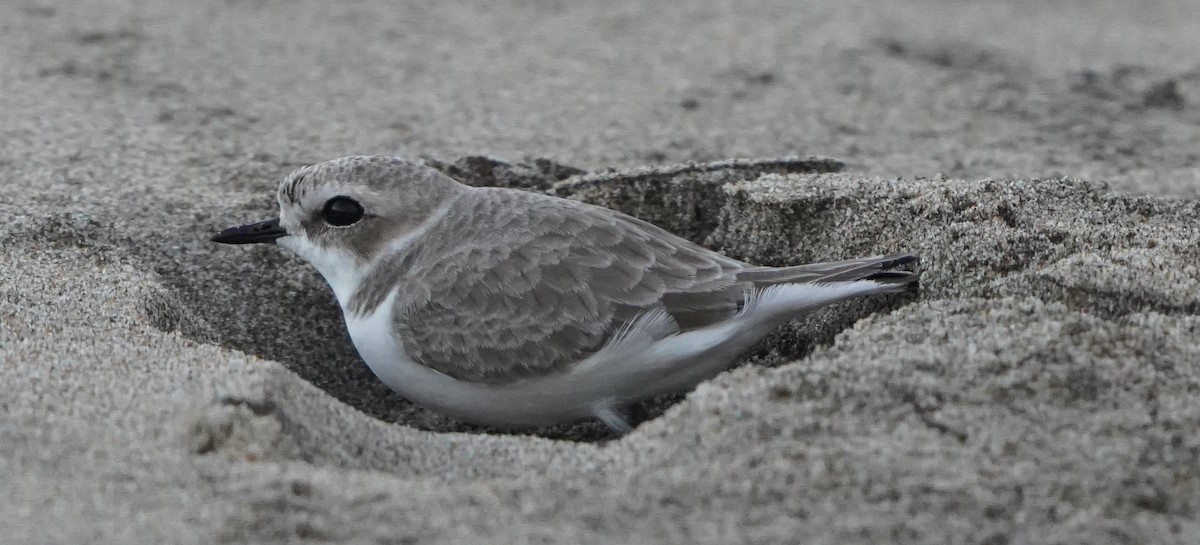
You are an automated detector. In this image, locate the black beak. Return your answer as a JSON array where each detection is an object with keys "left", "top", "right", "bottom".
[{"left": 211, "top": 217, "right": 287, "bottom": 244}]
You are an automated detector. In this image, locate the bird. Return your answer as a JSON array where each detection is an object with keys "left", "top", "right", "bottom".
[{"left": 212, "top": 156, "right": 918, "bottom": 434}]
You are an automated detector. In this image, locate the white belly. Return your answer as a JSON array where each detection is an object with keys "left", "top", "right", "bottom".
[{"left": 339, "top": 281, "right": 894, "bottom": 429}]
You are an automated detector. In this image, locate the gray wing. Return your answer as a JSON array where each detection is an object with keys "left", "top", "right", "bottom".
[
  {"left": 380, "top": 188, "right": 745, "bottom": 383},
  {"left": 383, "top": 188, "right": 915, "bottom": 384}
]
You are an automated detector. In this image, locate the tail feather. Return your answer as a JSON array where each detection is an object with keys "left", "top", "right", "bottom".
[
  {"left": 645, "top": 253, "right": 918, "bottom": 331},
  {"left": 736, "top": 253, "right": 918, "bottom": 285},
  {"left": 863, "top": 269, "right": 920, "bottom": 293}
]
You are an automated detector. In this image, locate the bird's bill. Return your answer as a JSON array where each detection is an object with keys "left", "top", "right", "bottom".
[{"left": 211, "top": 217, "right": 287, "bottom": 244}]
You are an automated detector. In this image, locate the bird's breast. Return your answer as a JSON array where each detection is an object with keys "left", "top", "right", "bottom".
[{"left": 344, "top": 290, "right": 413, "bottom": 382}]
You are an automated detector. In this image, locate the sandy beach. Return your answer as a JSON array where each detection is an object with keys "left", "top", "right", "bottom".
[{"left": 3, "top": 0, "right": 1200, "bottom": 543}]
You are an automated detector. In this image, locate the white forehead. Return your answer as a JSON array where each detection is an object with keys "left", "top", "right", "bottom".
[
  {"left": 278, "top": 177, "right": 349, "bottom": 211},
  {"left": 276, "top": 156, "right": 420, "bottom": 209},
  {"left": 279, "top": 164, "right": 331, "bottom": 205},
  {"left": 273, "top": 156, "right": 462, "bottom": 230},
  {"left": 276, "top": 163, "right": 386, "bottom": 219}
]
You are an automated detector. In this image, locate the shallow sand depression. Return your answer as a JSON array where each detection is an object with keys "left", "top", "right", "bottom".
[{"left": 3, "top": 0, "right": 1200, "bottom": 543}]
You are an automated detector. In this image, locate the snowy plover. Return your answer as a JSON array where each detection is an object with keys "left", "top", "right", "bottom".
[{"left": 213, "top": 156, "right": 918, "bottom": 433}]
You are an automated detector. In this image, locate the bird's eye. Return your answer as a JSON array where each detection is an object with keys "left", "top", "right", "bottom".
[{"left": 322, "top": 196, "right": 364, "bottom": 226}]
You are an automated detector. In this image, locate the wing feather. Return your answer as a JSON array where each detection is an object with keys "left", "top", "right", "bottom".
[
  {"left": 379, "top": 188, "right": 746, "bottom": 383},
  {"left": 371, "top": 187, "right": 915, "bottom": 384}
]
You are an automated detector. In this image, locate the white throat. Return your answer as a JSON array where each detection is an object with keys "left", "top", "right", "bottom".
[
  {"left": 274, "top": 199, "right": 454, "bottom": 310},
  {"left": 276, "top": 235, "right": 369, "bottom": 307}
]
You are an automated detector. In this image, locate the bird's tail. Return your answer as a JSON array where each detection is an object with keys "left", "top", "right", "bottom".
[{"left": 736, "top": 253, "right": 919, "bottom": 293}]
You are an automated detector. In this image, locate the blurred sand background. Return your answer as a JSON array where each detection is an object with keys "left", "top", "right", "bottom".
[{"left": 3, "top": 0, "right": 1200, "bottom": 543}]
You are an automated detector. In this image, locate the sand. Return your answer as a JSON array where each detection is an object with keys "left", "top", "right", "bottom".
[{"left": 3, "top": 0, "right": 1200, "bottom": 543}]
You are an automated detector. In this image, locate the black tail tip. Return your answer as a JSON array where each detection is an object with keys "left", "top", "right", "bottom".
[
  {"left": 865, "top": 255, "right": 920, "bottom": 294},
  {"left": 881, "top": 254, "right": 919, "bottom": 269}
]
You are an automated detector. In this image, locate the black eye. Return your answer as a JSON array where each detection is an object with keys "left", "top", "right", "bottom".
[{"left": 322, "top": 197, "right": 364, "bottom": 226}]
